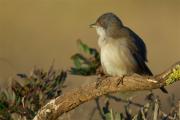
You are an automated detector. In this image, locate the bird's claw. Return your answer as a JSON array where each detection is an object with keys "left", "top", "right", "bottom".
[{"left": 116, "top": 75, "right": 125, "bottom": 86}]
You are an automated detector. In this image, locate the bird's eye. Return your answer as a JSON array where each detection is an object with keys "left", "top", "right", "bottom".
[{"left": 98, "top": 21, "right": 103, "bottom": 26}]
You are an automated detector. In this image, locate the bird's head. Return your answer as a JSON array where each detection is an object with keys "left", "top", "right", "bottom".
[{"left": 90, "top": 13, "right": 124, "bottom": 38}]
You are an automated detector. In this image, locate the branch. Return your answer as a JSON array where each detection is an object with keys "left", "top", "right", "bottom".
[{"left": 33, "top": 62, "right": 180, "bottom": 120}]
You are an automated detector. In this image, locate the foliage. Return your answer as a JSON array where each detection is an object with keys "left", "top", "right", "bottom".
[
  {"left": 0, "top": 65, "right": 67, "bottom": 120},
  {"left": 0, "top": 40, "right": 179, "bottom": 120},
  {"left": 70, "top": 40, "right": 100, "bottom": 75},
  {"left": 101, "top": 94, "right": 180, "bottom": 120},
  {"left": 166, "top": 65, "right": 180, "bottom": 85},
  {"left": 70, "top": 40, "right": 180, "bottom": 120}
]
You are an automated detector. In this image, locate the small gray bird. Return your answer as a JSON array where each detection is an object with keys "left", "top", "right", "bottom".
[{"left": 90, "top": 12, "right": 167, "bottom": 94}]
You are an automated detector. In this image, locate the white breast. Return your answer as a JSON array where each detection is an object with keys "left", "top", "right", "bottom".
[
  {"left": 95, "top": 26, "right": 107, "bottom": 47},
  {"left": 100, "top": 38, "right": 137, "bottom": 76}
]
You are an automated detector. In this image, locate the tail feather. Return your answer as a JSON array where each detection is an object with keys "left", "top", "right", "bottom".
[
  {"left": 160, "top": 86, "right": 168, "bottom": 94},
  {"left": 134, "top": 54, "right": 168, "bottom": 94}
]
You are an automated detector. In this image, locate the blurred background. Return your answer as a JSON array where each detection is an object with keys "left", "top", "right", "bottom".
[{"left": 0, "top": 0, "right": 180, "bottom": 119}]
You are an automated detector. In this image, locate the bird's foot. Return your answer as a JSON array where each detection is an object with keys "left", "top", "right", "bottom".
[{"left": 115, "top": 75, "right": 125, "bottom": 86}]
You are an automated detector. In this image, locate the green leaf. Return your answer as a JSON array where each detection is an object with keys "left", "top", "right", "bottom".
[
  {"left": 71, "top": 53, "right": 90, "bottom": 68},
  {"left": 114, "top": 112, "right": 124, "bottom": 120},
  {"left": 70, "top": 40, "right": 100, "bottom": 75},
  {"left": 77, "top": 40, "right": 100, "bottom": 59},
  {"left": 0, "top": 101, "right": 8, "bottom": 110},
  {"left": 77, "top": 40, "right": 91, "bottom": 54},
  {"left": 104, "top": 109, "right": 113, "bottom": 120}
]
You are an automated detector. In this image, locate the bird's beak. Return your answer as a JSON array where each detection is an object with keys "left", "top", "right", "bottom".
[{"left": 89, "top": 23, "right": 96, "bottom": 28}]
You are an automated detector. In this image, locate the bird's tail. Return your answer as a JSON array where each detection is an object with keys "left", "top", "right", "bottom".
[{"left": 160, "top": 86, "right": 168, "bottom": 94}]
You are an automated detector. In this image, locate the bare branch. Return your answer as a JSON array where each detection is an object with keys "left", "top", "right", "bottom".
[{"left": 33, "top": 62, "right": 180, "bottom": 120}]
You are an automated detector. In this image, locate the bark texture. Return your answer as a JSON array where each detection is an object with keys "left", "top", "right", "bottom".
[{"left": 33, "top": 62, "right": 180, "bottom": 120}]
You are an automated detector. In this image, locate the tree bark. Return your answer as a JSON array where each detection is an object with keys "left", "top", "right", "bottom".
[{"left": 33, "top": 62, "right": 180, "bottom": 120}]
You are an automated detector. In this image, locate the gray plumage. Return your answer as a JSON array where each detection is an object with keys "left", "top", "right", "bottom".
[{"left": 91, "top": 12, "right": 167, "bottom": 93}]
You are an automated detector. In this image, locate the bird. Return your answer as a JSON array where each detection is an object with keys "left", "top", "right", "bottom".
[{"left": 90, "top": 12, "right": 168, "bottom": 95}]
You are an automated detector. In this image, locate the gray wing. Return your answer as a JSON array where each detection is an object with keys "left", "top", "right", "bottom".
[
  {"left": 133, "top": 52, "right": 153, "bottom": 75},
  {"left": 125, "top": 27, "right": 148, "bottom": 62},
  {"left": 125, "top": 27, "right": 152, "bottom": 75},
  {"left": 125, "top": 27, "right": 168, "bottom": 93}
]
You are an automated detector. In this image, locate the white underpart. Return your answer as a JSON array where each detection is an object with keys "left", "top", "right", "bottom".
[
  {"left": 95, "top": 26, "right": 107, "bottom": 47},
  {"left": 95, "top": 26, "right": 140, "bottom": 99},
  {"left": 101, "top": 40, "right": 137, "bottom": 76},
  {"left": 95, "top": 26, "right": 137, "bottom": 76}
]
